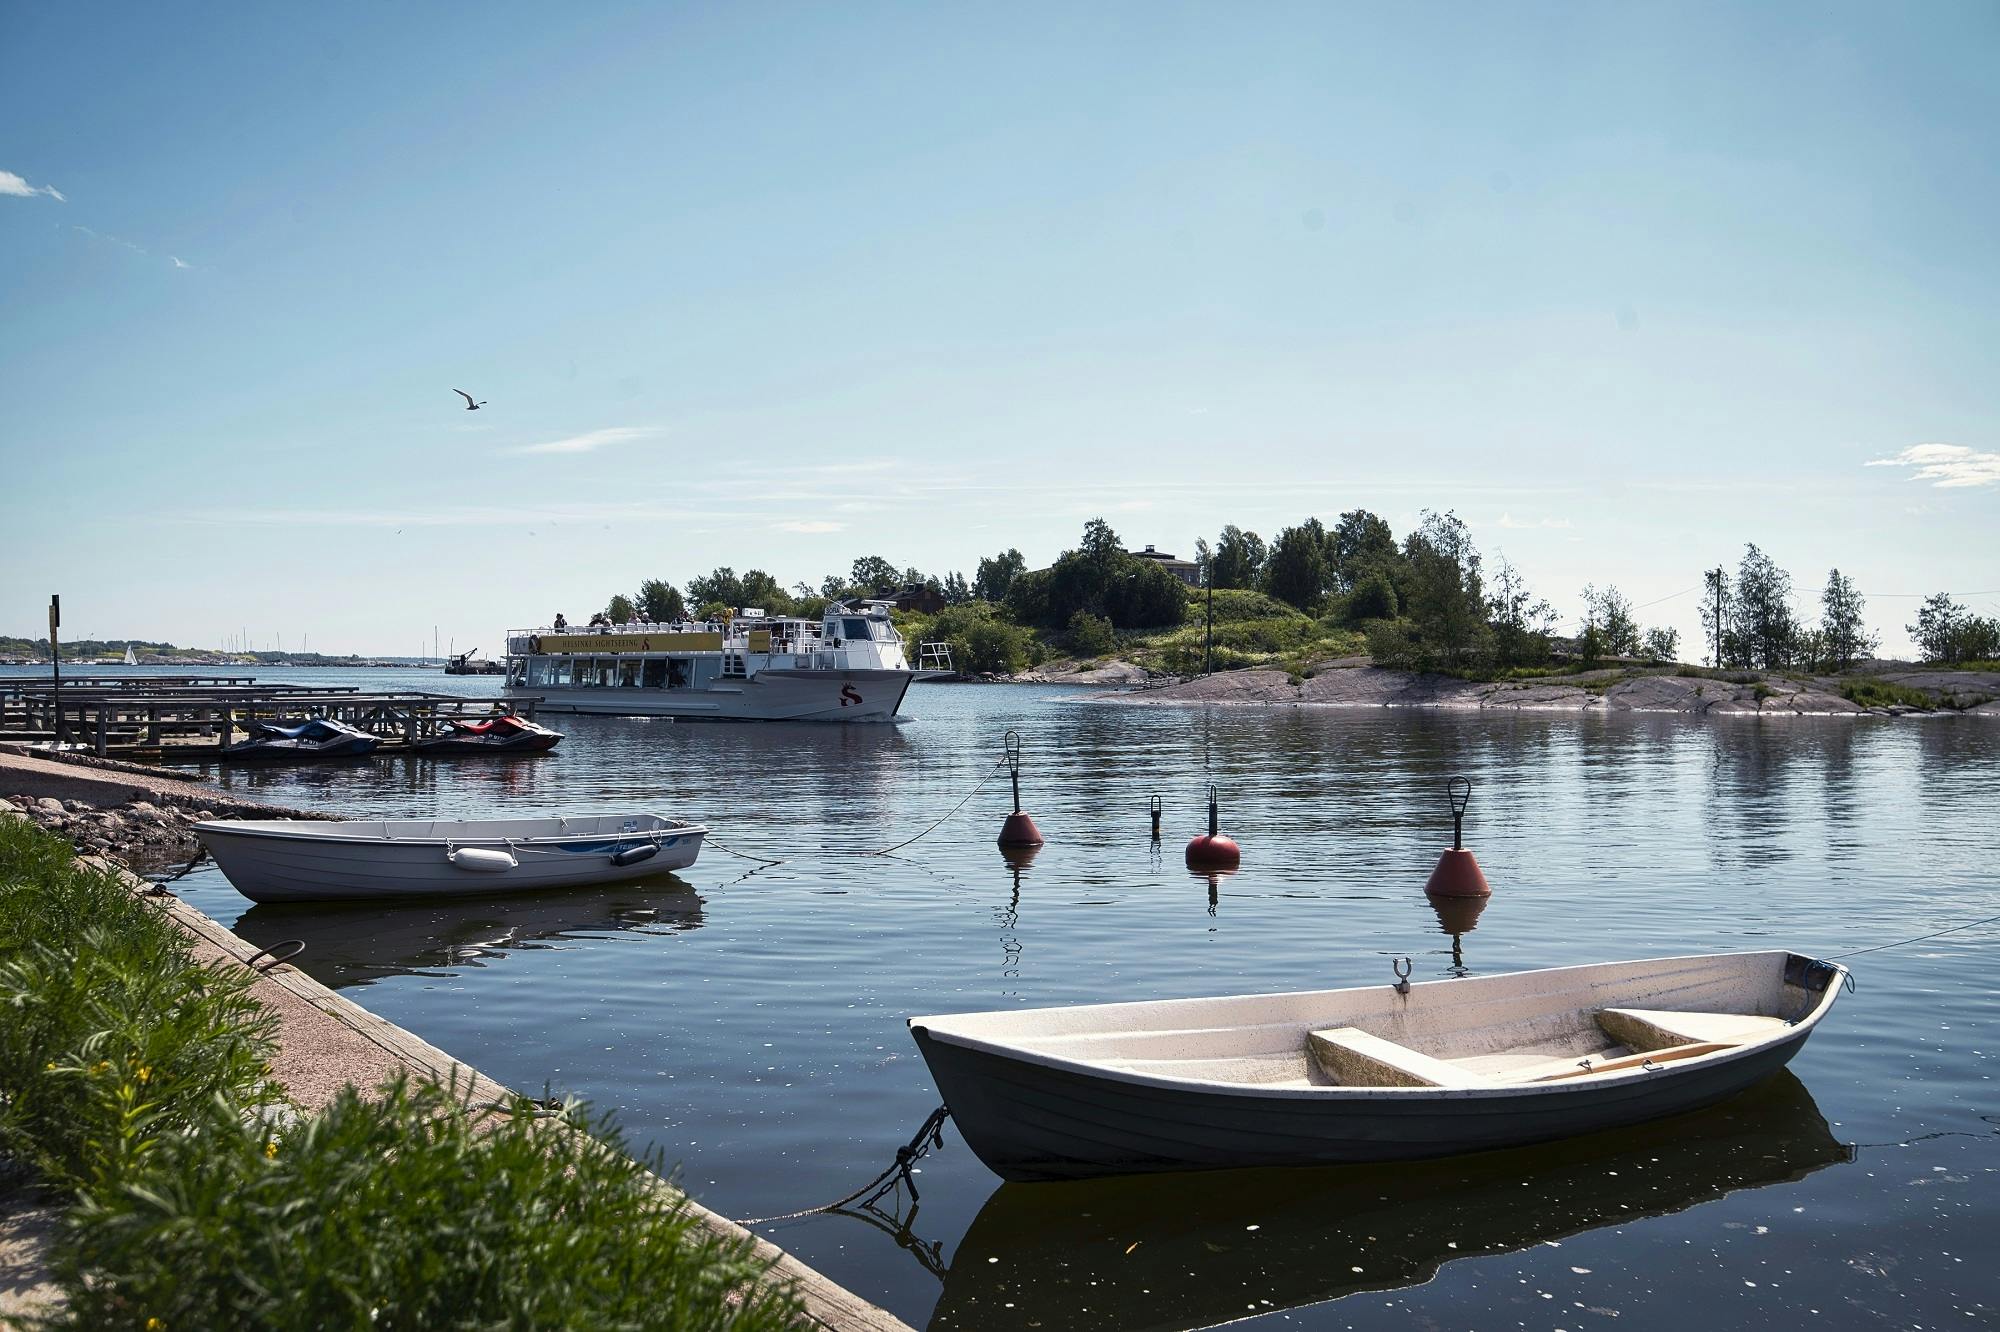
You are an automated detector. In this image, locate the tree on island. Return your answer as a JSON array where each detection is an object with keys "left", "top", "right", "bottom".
[
  {"left": 972, "top": 549, "right": 1026, "bottom": 602},
  {"left": 1488, "top": 555, "right": 1559, "bottom": 667},
  {"left": 634, "top": 578, "right": 686, "bottom": 623},
  {"left": 1005, "top": 519, "right": 1187, "bottom": 633},
  {"left": 604, "top": 594, "right": 636, "bottom": 624},
  {"left": 1732, "top": 544, "right": 1796, "bottom": 669},
  {"left": 1578, "top": 583, "right": 1641, "bottom": 658},
  {"left": 1819, "top": 569, "right": 1875, "bottom": 670},
  {"left": 1201, "top": 525, "right": 1269, "bottom": 591},
  {"left": 1261, "top": 520, "right": 1331, "bottom": 612}
]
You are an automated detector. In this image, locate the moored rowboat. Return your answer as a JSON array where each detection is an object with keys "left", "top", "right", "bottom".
[
  {"left": 193, "top": 813, "right": 705, "bottom": 904},
  {"left": 909, "top": 950, "right": 1846, "bottom": 1180}
]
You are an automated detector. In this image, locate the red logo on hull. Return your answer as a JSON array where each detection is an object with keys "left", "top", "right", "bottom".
[{"left": 840, "top": 684, "right": 863, "bottom": 707}]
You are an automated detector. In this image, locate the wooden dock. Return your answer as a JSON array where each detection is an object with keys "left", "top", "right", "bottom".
[{"left": 0, "top": 677, "right": 538, "bottom": 760}]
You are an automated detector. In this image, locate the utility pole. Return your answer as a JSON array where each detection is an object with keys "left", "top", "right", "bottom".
[
  {"left": 1204, "top": 565, "right": 1214, "bottom": 677},
  {"left": 48, "top": 595, "right": 63, "bottom": 746},
  {"left": 1705, "top": 566, "right": 1727, "bottom": 668}
]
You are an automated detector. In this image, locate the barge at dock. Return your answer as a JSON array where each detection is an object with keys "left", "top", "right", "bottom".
[{"left": 502, "top": 600, "right": 948, "bottom": 722}]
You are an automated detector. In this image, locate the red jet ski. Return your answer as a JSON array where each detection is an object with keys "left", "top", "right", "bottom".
[{"left": 411, "top": 714, "right": 564, "bottom": 756}]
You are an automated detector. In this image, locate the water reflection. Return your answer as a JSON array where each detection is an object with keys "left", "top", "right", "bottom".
[
  {"left": 229, "top": 878, "right": 703, "bottom": 990},
  {"left": 1429, "top": 893, "right": 1488, "bottom": 975},
  {"left": 927, "top": 1073, "right": 1850, "bottom": 1331}
]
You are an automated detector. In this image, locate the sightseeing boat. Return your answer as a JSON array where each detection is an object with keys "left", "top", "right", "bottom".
[
  {"left": 502, "top": 600, "right": 945, "bottom": 722},
  {"left": 909, "top": 950, "right": 1847, "bottom": 1180}
]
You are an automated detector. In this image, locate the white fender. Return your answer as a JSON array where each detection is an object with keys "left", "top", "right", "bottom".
[{"left": 447, "top": 846, "right": 518, "bottom": 872}]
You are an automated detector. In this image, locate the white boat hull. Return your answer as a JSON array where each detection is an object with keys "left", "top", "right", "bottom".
[
  {"left": 911, "top": 951, "right": 1845, "bottom": 1180},
  {"left": 507, "top": 668, "right": 911, "bottom": 721},
  {"left": 195, "top": 814, "right": 706, "bottom": 904}
]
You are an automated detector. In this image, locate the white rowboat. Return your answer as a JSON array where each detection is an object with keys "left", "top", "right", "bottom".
[
  {"left": 909, "top": 950, "right": 1846, "bottom": 1180},
  {"left": 194, "top": 813, "right": 706, "bottom": 904}
]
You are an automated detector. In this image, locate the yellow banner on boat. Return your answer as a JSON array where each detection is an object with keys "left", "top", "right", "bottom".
[
  {"left": 748, "top": 629, "right": 772, "bottom": 652},
  {"left": 532, "top": 632, "right": 724, "bottom": 654}
]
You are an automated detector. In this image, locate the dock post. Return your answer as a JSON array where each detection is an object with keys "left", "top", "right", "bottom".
[
  {"left": 94, "top": 708, "right": 108, "bottom": 756},
  {"left": 147, "top": 704, "right": 161, "bottom": 746},
  {"left": 405, "top": 708, "right": 419, "bottom": 751},
  {"left": 219, "top": 707, "right": 232, "bottom": 752}
]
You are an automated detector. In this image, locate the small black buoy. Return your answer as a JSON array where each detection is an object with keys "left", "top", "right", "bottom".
[
  {"left": 997, "top": 730, "right": 1044, "bottom": 847},
  {"left": 1185, "top": 784, "right": 1241, "bottom": 870},
  {"left": 1149, "top": 795, "right": 1162, "bottom": 841}
]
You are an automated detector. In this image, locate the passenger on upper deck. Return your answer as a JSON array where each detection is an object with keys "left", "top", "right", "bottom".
[
  {"left": 588, "top": 611, "right": 608, "bottom": 628},
  {"left": 553, "top": 612, "right": 568, "bottom": 631}
]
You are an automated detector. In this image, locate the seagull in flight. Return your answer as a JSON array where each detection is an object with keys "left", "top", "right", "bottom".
[{"left": 453, "top": 389, "right": 487, "bottom": 411}]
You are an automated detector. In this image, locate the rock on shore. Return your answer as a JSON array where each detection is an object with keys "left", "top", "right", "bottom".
[
  {"left": 1094, "top": 666, "right": 2000, "bottom": 715},
  {"left": 2, "top": 792, "right": 219, "bottom": 872}
]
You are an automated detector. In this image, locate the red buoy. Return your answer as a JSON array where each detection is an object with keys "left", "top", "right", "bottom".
[
  {"left": 1423, "top": 776, "right": 1491, "bottom": 899},
  {"left": 997, "top": 730, "right": 1045, "bottom": 847},
  {"left": 998, "top": 810, "right": 1045, "bottom": 847},
  {"left": 1185, "top": 785, "right": 1242, "bottom": 870}
]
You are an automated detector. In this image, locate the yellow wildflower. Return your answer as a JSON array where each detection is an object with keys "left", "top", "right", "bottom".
[
  {"left": 90, "top": 1060, "right": 110, "bottom": 1075},
  {"left": 146, "top": 1319, "right": 165, "bottom": 1331},
  {"left": 265, "top": 1140, "right": 278, "bottom": 1159},
  {"left": 44, "top": 1061, "right": 56, "bottom": 1072},
  {"left": 136, "top": 1066, "right": 152, "bottom": 1083}
]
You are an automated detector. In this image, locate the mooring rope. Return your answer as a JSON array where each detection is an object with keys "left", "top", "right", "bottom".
[
  {"left": 866, "top": 758, "right": 1007, "bottom": 857},
  {"left": 143, "top": 846, "right": 211, "bottom": 893},
  {"left": 1825, "top": 909, "right": 2000, "bottom": 961},
  {"left": 738, "top": 1104, "right": 950, "bottom": 1227},
  {"left": 704, "top": 757, "right": 1008, "bottom": 867}
]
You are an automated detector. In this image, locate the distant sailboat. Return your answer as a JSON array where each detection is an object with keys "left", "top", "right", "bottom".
[{"left": 123, "top": 645, "right": 138, "bottom": 666}]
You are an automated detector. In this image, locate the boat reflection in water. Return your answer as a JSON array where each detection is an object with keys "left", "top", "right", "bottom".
[
  {"left": 229, "top": 875, "right": 703, "bottom": 990},
  {"left": 927, "top": 1071, "right": 1850, "bottom": 1332}
]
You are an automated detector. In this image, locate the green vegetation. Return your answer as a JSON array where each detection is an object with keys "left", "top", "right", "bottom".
[
  {"left": 0, "top": 819, "right": 281, "bottom": 1193},
  {"left": 1839, "top": 679, "right": 1937, "bottom": 710},
  {"left": 0, "top": 817, "right": 797, "bottom": 1330}
]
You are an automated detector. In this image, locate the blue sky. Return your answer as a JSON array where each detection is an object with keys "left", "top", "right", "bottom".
[{"left": 4, "top": 2, "right": 1996, "bottom": 655}]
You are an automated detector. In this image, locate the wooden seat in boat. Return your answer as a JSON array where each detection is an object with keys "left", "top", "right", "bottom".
[
  {"left": 1597, "top": 1008, "right": 1790, "bottom": 1051},
  {"left": 1307, "top": 1027, "right": 1488, "bottom": 1089}
]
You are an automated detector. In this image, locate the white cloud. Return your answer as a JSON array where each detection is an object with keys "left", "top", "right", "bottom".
[
  {"left": 1866, "top": 443, "right": 2000, "bottom": 490},
  {"left": 774, "top": 520, "right": 845, "bottom": 534},
  {"left": 509, "top": 426, "right": 659, "bottom": 456},
  {"left": 1495, "top": 512, "right": 1573, "bottom": 530},
  {"left": 0, "top": 170, "right": 64, "bottom": 201}
]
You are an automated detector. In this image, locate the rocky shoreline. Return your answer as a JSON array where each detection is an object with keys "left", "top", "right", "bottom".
[
  {"left": 0, "top": 746, "right": 332, "bottom": 875},
  {"left": 1088, "top": 665, "right": 2000, "bottom": 716}
]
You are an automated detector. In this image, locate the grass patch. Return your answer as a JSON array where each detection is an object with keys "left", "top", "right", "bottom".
[
  {"left": 1839, "top": 679, "right": 1935, "bottom": 710},
  {"left": 52, "top": 1076, "right": 796, "bottom": 1331},
  {"left": 0, "top": 818, "right": 280, "bottom": 1193},
  {"left": 0, "top": 816, "right": 798, "bottom": 1330}
]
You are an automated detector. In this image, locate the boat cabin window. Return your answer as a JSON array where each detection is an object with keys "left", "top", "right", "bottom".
[
  {"left": 641, "top": 659, "right": 667, "bottom": 688},
  {"left": 841, "top": 617, "right": 870, "bottom": 642},
  {"left": 668, "top": 659, "right": 691, "bottom": 688},
  {"left": 619, "top": 660, "right": 640, "bottom": 687}
]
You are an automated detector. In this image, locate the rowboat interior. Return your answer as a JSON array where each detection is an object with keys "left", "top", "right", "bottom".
[{"left": 920, "top": 952, "right": 1843, "bottom": 1094}]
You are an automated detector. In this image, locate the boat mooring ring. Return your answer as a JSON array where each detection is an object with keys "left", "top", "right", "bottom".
[
  {"left": 243, "top": 939, "right": 306, "bottom": 972},
  {"left": 1392, "top": 956, "right": 1413, "bottom": 995}
]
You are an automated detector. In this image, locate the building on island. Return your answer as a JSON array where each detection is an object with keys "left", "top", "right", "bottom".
[{"left": 1127, "top": 544, "right": 1201, "bottom": 587}]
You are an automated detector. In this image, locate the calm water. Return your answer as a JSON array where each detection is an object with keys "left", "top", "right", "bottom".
[{"left": 45, "top": 667, "right": 2000, "bottom": 1328}]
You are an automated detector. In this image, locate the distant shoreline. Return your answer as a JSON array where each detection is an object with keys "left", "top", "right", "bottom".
[{"left": 1075, "top": 663, "right": 2000, "bottom": 717}]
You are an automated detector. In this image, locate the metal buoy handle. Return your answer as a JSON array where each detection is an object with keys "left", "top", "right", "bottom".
[
  {"left": 1392, "top": 956, "right": 1413, "bottom": 995},
  {"left": 1149, "top": 795, "right": 1162, "bottom": 840},
  {"left": 1004, "top": 730, "right": 1023, "bottom": 812},
  {"left": 1448, "top": 776, "right": 1471, "bottom": 850},
  {"left": 1206, "top": 784, "right": 1219, "bottom": 838}
]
